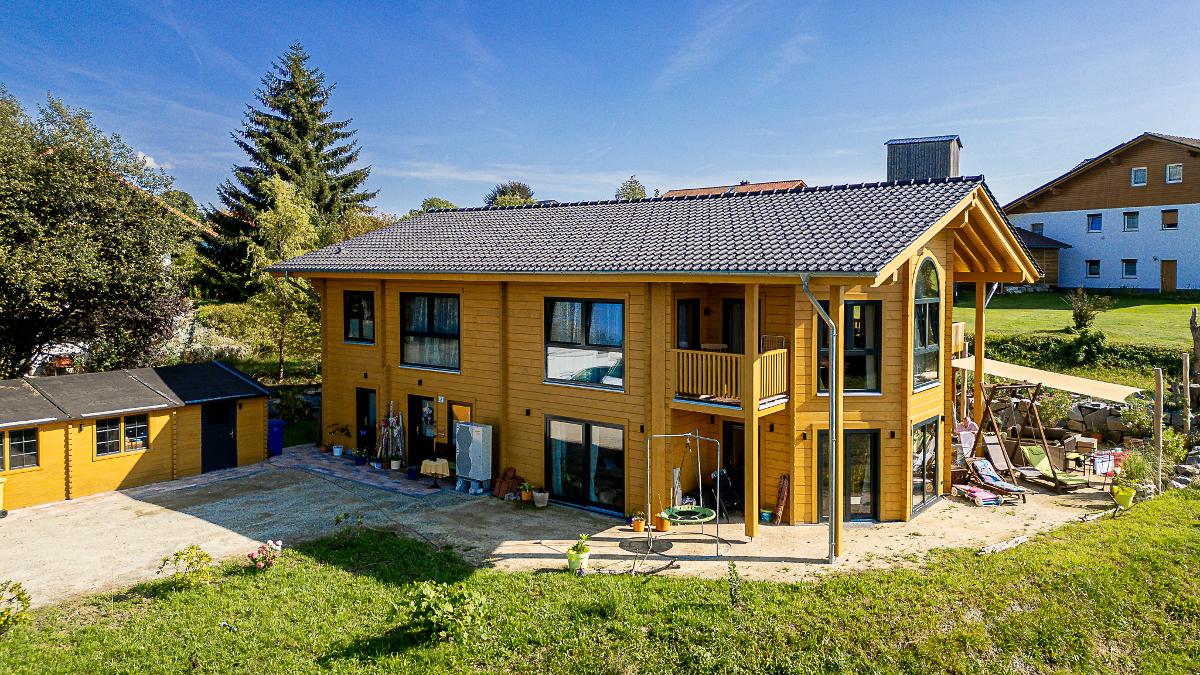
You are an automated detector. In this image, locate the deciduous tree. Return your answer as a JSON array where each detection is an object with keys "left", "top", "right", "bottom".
[
  {"left": 485, "top": 181, "right": 533, "bottom": 206},
  {"left": 615, "top": 175, "right": 647, "bottom": 200}
]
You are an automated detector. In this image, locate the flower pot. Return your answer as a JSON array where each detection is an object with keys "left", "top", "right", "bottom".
[
  {"left": 354, "top": 455, "right": 366, "bottom": 466},
  {"left": 390, "top": 460, "right": 402, "bottom": 471},
  {"left": 533, "top": 491, "right": 549, "bottom": 507},
  {"left": 566, "top": 551, "right": 590, "bottom": 572},
  {"left": 1112, "top": 486, "right": 1136, "bottom": 509},
  {"left": 520, "top": 490, "right": 533, "bottom": 502},
  {"left": 631, "top": 519, "right": 645, "bottom": 533},
  {"left": 332, "top": 445, "right": 344, "bottom": 457},
  {"left": 654, "top": 516, "right": 670, "bottom": 533}
]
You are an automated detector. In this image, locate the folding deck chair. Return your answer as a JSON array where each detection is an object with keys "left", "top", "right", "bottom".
[{"left": 964, "top": 457, "right": 1029, "bottom": 503}]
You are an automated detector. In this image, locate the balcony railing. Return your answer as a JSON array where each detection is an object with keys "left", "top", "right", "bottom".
[{"left": 671, "top": 347, "right": 789, "bottom": 407}]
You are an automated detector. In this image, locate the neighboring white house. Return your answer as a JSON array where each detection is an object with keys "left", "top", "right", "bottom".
[{"left": 1005, "top": 132, "right": 1200, "bottom": 292}]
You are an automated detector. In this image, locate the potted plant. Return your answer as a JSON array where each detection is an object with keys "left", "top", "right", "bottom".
[
  {"left": 630, "top": 511, "right": 646, "bottom": 533},
  {"left": 566, "top": 534, "right": 590, "bottom": 572},
  {"left": 1112, "top": 475, "right": 1137, "bottom": 510},
  {"left": 654, "top": 513, "right": 671, "bottom": 533},
  {"left": 532, "top": 486, "right": 549, "bottom": 508},
  {"left": 327, "top": 422, "right": 351, "bottom": 457},
  {"left": 519, "top": 482, "right": 534, "bottom": 502},
  {"left": 353, "top": 445, "right": 368, "bottom": 466}
]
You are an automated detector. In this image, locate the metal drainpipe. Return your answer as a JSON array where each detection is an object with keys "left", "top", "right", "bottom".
[{"left": 801, "top": 274, "right": 838, "bottom": 565}]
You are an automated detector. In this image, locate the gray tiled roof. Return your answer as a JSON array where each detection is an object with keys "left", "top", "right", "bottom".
[
  {"left": 271, "top": 176, "right": 987, "bottom": 276},
  {"left": 885, "top": 134, "right": 962, "bottom": 146},
  {"left": 128, "top": 362, "right": 271, "bottom": 405},
  {"left": 0, "top": 379, "right": 67, "bottom": 427},
  {"left": 1013, "top": 228, "right": 1071, "bottom": 250},
  {"left": 26, "top": 371, "right": 173, "bottom": 419}
]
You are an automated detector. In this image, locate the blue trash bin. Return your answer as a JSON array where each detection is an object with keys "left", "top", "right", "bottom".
[{"left": 268, "top": 419, "right": 286, "bottom": 457}]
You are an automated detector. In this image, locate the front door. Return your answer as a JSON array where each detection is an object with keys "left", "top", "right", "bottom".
[
  {"left": 355, "top": 388, "right": 377, "bottom": 456},
  {"left": 545, "top": 418, "right": 625, "bottom": 513},
  {"left": 408, "top": 395, "right": 437, "bottom": 466},
  {"left": 200, "top": 400, "right": 237, "bottom": 473},
  {"left": 818, "top": 430, "right": 880, "bottom": 522},
  {"left": 722, "top": 299, "right": 745, "bottom": 353},
  {"left": 722, "top": 421, "right": 746, "bottom": 503},
  {"left": 1161, "top": 260, "right": 1178, "bottom": 294}
]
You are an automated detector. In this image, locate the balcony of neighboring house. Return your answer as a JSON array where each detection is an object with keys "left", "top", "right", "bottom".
[{"left": 666, "top": 283, "right": 793, "bottom": 413}]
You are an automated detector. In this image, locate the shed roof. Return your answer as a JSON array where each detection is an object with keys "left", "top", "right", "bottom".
[
  {"left": 270, "top": 175, "right": 992, "bottom": 277},
  {"left": 127, "top": 362, "right": 271, "bottom": 405},
  {"left": 0, "top": 379, "right": 68, "bottom": 428},
  {"left": 1012, "top": 228, "right": 1071, "bottom": 250},
  {"left": 885, "top": 135, "right": 962, "bottom": 146},
  {"left": 25, "top": 371, "right": 175, "bottom": 419}
]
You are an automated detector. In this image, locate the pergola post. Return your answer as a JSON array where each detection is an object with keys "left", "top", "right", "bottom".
[
  {"left": 743, "top": 283, "right": 760, "bottom": 538},
  {"left": 973, "top": 282, "right": 986, "bottom": 423}
]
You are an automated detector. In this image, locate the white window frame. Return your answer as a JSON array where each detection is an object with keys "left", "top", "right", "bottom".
[
  {"left": 1162, "top": 209, "right": 1180, "bottom": 230},
  {"left": 1166, "top": 163, "right": 1183, "bottom": 184},
  {"left": 1131, "top": 167, "right": 1148, "bottom": 187},
  {"left": 1123, "top": 212, "right": 1139, "bottom": 232},
  {"left": 1085, "top": 260, "right": 1101, "bottom": 278},
  {"left": 1086, "top": 214, "right": 1102, "bottom": 233},
  {"left": 1121, "top": 258, "right": 1138, "bottom": 279}
]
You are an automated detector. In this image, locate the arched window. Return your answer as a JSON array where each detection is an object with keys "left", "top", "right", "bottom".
[{"left": 913, "top": 259, "right": 940, "bottom": 389}]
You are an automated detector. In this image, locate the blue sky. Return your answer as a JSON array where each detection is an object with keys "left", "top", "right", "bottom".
[{"left": 3, "top": 1, "right": 1199, "bottom": 213}]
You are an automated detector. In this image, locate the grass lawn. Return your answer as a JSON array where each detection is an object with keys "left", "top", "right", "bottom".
[
  {"left": 953, "top": 291, "right": 1200, "bottom": 349},
  {"left": 3, "top": 492, "right": 1199, "bottom": 673}
]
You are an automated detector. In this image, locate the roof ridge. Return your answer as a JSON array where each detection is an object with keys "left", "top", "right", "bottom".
[{"left": 429, "top": 175, "right": 985, "bottom": 213}]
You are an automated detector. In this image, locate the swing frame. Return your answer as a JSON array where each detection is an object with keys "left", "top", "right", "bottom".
[{"left": 643, "top": 429, "right": 726, "bottom": 558}]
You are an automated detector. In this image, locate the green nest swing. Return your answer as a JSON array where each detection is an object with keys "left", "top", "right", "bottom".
[{"left": 660, "top": 504, "right": 717, "bottom": 524}]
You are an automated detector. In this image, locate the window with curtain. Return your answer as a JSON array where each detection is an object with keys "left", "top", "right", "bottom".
[
  {"left": 96, "top": 417, "right": 122, "bottom": 456},
  {"left": 402, "top": 293, "right": 460, "bottom": 370},
  {"left": 124, "top": 414, "right": 149, "bottom": 451},
  {"left": 7, "top": 428, "right": 39, "bottom": 469},
  {"left": 913, "top": 259, "right": 940, "bottom": 390},
  {"left": 817, "top": 300, "right": 882, "bottom": 392},
  {"left": 912, "top": 417, "right": 939, "bottom": 513},
  {"left": 545, "top": 299, "right": 624, "bottom": 389},
  {"left": 545, "top": 417, "right": 624, "bottom": 512},
  {"left": 343, "top": 291, "right": 375, "bottom": 343}
]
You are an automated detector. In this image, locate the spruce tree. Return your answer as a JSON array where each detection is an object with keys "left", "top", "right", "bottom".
[{"left": 201, "top": 43, "right": 375, "bottom": 300}]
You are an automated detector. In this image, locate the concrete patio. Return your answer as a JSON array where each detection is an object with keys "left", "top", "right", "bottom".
[{"left": 0, "top": 444, "right": 1114, "bottom": 607}]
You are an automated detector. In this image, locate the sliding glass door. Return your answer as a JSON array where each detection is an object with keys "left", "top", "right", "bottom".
[
  {"left": 545, "top": 418, "right": 625, "bottom": 513},
  {"left": 817, "top": 429, "right": 881, "bottom": 522}
]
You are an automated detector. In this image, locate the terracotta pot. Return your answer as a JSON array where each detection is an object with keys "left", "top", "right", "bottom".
[
  {"left": 520, "top": 490, "right": 533, "bottom": 501},
  {"left": 631, "top": 519, "right": 645, "bottom": 533},
  {"left": 654, "top": 516, "right": 670, "bottom": 533}
]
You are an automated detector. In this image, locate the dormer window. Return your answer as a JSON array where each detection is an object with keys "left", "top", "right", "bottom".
[
  {"left": 1131, "top": 167, "right": 1147, "bottom": 186},
  {"left": 1166, "top": 163, "right": 1183, "bottom": 184}
]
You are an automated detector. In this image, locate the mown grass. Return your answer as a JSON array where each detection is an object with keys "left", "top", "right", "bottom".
[
  {"left": 953, "top": 291, "right": 1200, "bottom": 349},
  {"left": 3, "top": 491, "right": 1199, "bottom": 674}
]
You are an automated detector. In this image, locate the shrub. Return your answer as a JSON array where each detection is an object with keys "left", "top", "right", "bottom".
[
  {"left": 247, "top": 540, "right": 283, "bottom": 571},
  {"left": 1036, "top": 390, "right": 1072, "bottom": 427},
  {"left": 402, "top": 581, "right": 482, "bottom": 642},
  {"left": 1121, "top": 449, "right": 1153, "bottom": 483},
  {"left": 157, "top": 545, "right": 214, "bottom": 588},
  {"left": 727, "top": 561, "right": 743, "bottom": 610},
  {"left": 1121, "top": 404, "right": 1153, "bottom": 438},
  {"left": 276, "top": 390, "right": 311, "bottom": 423},
  {"left": 1066, "top": 329, "right": 1107, "bottom": 365},
  {"left": 0, "top": 580, "right": 31, "bottom": 638},
  {"left": 1162, "top": 427, "right": 1188, "bottom": 466},
  {"left": 1065, "top": 288, "right": 1115, "bottom": 332}
]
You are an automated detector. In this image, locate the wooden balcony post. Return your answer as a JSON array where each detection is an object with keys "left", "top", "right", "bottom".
[
  {"left": 743, "top": 283, "right": 760, "bottom": 538},
  {"left": 649, "top": 283, "right": 669, "bottom": 519},
  {"left": 830, "top": 284, "right": 845, "bottom": 558},
  {"left": 973, "top": 282, "right": 986, "bottom": 423}
]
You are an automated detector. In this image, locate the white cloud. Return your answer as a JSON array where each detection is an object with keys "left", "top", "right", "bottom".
[
  {"left": 136, "top": 151, "right": 173, "bottom": 171},
  {"left": 653, "top": 4, "right": 754, "bottom": 90}
]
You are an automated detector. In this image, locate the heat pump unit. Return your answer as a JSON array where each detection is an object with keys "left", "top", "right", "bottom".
[{"left": 454, "top": 422, "right": 493, "bottom": 482}]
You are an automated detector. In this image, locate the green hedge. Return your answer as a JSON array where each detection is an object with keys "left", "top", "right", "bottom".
[{"left": 973, "top": 332, "right": 1183, "bottom": 374}]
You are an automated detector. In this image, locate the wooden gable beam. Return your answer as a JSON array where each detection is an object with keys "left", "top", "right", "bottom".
[
  {"left": 970, "top": 187, "right": 1041, "bottom": 282},
  {"left": 952, "top": 233, "right": 985, "bottom": 272}
]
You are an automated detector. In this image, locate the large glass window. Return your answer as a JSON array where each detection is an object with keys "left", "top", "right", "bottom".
[
  {"left": 912, "top": 418, "right": 939, "bottom": 513},
  {"left": 7, "top": 428, "right": 39, "bottom": 469},
  {"left": 818, "top": 301, "right": 882, "bottom": 392},
  {"left": 343, "top": 291, "right": 375, "bottom": 343},
  {"left": 545, "top": 299, "right": 624, "bottom": 389},
  {"left": 124, "top": 414, "right": 149, "bottom": 451},
  {"left": 545, "top": 418, "right": 624, "bottom": 512},
  {"left": 96, "top": 417, "right": 122, "bottom": 456},
  {"left": 402, "top": 293, "right": 460, "bottom": 370},
  {"left": 817, "top": 429, "right": 880, "bottom": 522},
  {"left": 913, "top": 259, "right": 940, "bottom": 390}
]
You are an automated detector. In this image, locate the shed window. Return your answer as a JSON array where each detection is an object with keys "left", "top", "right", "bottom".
[
  {"left": 818, "top": 300, "right": 882, "bottom": 393},
  {"left": 1086, "top": 214, "right": 1102, "bottom": 233},
  {"left": 1166, "top": 163, "right": 1183, "bottom": 184},
  {"left": 545, "top": 299, "right": 624, "bottom": 389},
  {"left": 1030, "top": 223, "right": 1044, "bottom": 236},
  {"left": 124, "top": 414, "right": 149, "bottom": 451},
  {"left": 1130, "top": 167, "right": 1147, "bottom": 186},
  {"left": 1085, "top": 260, "right": 1101, "bottom": 278},
  {"left": 912, "top": 418, "right": 939, "bottom": 514},
  {"left": 343, "top": 291, "right": 375, "bottom": 344},
  {"left": 401, "top": 293, "right": 460, "bottom": 370},
  {"left": 1123, "top": 212, "right": 1139, "bottom": 231},
  {"left": 7, "top": 428, "right": 39, "bottom": 470},
  {"left": 913, "top": 260, "right": 940, "bottom": 390},
  {"left": 96, "top": 417, "right": 122, "bottom": 456},
  {"left": 1162, "top": 209, "right": 1179, "bottom": 230},
  {"left": 1122, "top": 259, "right": 1138, "bottom": 278}
]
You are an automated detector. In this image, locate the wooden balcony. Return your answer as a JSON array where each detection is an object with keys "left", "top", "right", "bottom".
[{"left": 671, "top": 347, "right": 789, "bottom": 409}]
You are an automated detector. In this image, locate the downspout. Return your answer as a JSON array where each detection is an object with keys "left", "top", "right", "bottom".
[{"left": 801, "top": 274, "right": 838, "bottom": 565}]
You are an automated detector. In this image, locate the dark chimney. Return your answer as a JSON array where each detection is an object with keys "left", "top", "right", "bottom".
[{"left": 885, "top": 135, "right": 961, "bottom": 181}]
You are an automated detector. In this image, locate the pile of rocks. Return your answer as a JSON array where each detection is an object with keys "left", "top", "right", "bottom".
[
  {"left": 1065, "top": 401, "right": 1131, "bottom": 443},
  {"left": 1169, "top": 448, "right": 1200, "bottom": 490}
]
